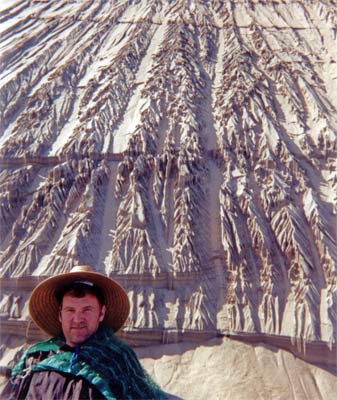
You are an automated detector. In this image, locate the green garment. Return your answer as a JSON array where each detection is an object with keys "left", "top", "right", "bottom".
[{"left": 12, "top": 327, "right": 167, "bottom": 400}]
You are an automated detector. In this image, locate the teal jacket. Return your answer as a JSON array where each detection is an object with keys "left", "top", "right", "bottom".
[{"left": 7, "top": 327, "right": 167, "bottom": 400}]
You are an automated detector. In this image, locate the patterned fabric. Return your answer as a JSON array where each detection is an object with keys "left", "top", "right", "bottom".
[{"left": 12, "top": 327, "right": 167, "bottom": 400}]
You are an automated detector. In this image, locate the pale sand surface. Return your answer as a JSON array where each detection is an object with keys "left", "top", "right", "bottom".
[{"left": 137, "top": 337, "right": 337, "bottom": 400}]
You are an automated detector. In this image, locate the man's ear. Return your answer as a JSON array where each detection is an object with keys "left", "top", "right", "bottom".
[
  {"left": 99, "top": 305, "right": 107, "bottom": 322},
  {"left": 58, "top": 310, "right": 62, "bottom": 323}
]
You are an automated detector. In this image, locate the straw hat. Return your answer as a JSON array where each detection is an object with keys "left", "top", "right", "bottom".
[{"left": 28, "top": 265, "right": 130, "bottom": 337}]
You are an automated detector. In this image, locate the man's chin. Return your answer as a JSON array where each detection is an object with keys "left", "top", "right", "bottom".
[{"left": 68, "top": 330, "right": 89, "bottom": 346}]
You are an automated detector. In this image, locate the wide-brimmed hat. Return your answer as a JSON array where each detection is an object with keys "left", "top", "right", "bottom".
[{"left": 28, "top": 265, "right": 130, "bottom": 337}]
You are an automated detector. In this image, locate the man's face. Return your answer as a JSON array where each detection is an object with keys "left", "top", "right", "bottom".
[{"left": 59, "top": 292, "right": 106, "bottom": 347}]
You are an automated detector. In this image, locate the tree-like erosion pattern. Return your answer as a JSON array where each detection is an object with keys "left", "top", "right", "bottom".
[{"left": 0, "top": 0, "right": 336, "bottom": 374}]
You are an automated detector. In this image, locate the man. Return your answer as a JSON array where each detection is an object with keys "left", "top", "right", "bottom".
[{"left": 1, "top": 265, "right": 168, "bottom": 399}]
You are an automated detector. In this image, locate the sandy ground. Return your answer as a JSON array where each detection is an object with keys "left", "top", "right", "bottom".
[{"left": 137, "top": 337, "right": 337, "bottom": 400}]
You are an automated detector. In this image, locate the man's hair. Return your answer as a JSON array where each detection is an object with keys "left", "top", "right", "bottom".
[{"left": 55, "top": 281, "right": 105, "bottom": 307}]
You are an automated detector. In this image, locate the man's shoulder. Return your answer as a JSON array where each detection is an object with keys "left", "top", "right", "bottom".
[
  {"left": 25, "top": 337, "right": 62, "bottom": 355},
  {"left": 11, "top": 337, "right": 63, "bottom": 376}
]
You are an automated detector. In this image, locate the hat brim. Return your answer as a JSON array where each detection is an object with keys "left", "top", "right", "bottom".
[{"left": 29, "top": 270, "right": 130, "bottom": 337}]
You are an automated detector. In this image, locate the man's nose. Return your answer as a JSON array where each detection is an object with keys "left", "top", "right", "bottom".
[{"left": 72, "top": 311, "right": 84, "bottom": 323}]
